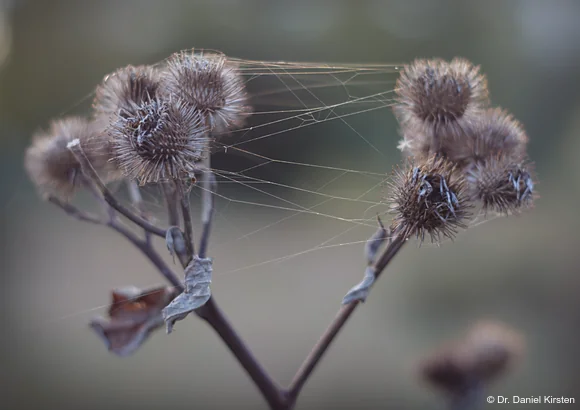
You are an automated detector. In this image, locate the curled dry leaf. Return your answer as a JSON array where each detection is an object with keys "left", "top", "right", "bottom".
[
  {"left": 90, "top": 286, "right": 177, "bottom": 357},
  {"left": 163, "top": 255, "right": 212, "bottom": 333},
  {"left": 342, "top": 266, "right": 377, "bottom": 305}
]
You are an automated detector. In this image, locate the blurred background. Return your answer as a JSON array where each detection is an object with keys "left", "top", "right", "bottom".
[{"left": 1, "top": 0, "right": 580, "bottom": 409}]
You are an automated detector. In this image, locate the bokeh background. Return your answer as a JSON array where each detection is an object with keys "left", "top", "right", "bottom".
[{"left": 2, "top": 0, "right": 580, "bottom": 409}]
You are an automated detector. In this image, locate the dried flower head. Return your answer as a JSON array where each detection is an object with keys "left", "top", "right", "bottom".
[
  {"left": 164, "top": 50, "right": 249, "bottom": 134},
  {"left": 421, "top": 321, "right": 524, "bottom": 397},
  {"left": 446, "top": 108, "right": 529, "bottom": 168},
  {"left": 25, "top": 117, "right": 117, "bottom": 199},
  {"left": 94, "top": 65, "right": 161, "bottom": 118},
  {"left": 109, "top": 97, "right": 209, "bottom": 184},
  {"left": 388, "top": 156, "right": 471, "bottom": 243},
  {"left": 467, "top": 156, "right": 535, "bottom": 214},
  {"left": 394, "top": 58, "right": 489, "bottom": 157}
]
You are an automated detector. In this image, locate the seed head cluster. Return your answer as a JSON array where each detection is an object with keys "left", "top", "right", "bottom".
[
  {"left": 394, "top": 58, "right": 489, "bottom": 157},
  {"left": 25, "top": 50, "right": 250, "bottom": 196},
  {"left": 164, "top": 51, "right": 249, "bottom": 134},
  {"left": 390, "top": 57, "right": 536, "bottom": 241},
  {"left": 94, "top": 65, "right": 161, "bottom": 119},
  {"left": 389, "top": 157, "right": 470, "bottom": 243},
  {"left": 421, "top": 321, "right": 524, "bottom": 397},
  {"left": 25, "top": 117, "right": 118, "bottom": 199},
  {"left": 110, "top": 98, "right": 208, "bottom": 184}
]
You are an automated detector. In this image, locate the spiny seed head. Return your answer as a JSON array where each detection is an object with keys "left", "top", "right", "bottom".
[
  {"left": 421, "top": 321, "right": 524, "bottom": 396},
  {"left": 467, "top": 156, "right": 535, "bottom": 215},
  {"left": 94, "top": 65, "right": 161, "bottom": 119},
  {"left": 445, "top": 108, "right": 529, "bottom": 168},
  {"left": 394, "top": 58, "right": 489, "bottom": 158},
  {"left": 109, "top": 97, "right": 209, "bottom": 184},
  {"left": 164, "top": 50, "right": 250, "bottom": 134},
  {"left": 25, "top": 117, "right": 117, "bottom": 200},
  {"left": 388, "top": 156, "right": 471, "bottom": 243}
]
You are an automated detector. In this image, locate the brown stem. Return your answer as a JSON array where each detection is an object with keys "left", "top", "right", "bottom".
[
  {"left": 197, "top": 298, "right": 287, "bottom": 409},
  {"left": 48, "top": 192, "right": 183, "bottom": 291},
  {"left": 176, "top": 179, "right": 195, "bottom": 258},
  {"left": 162, "top": 181, "right": 180, "bottom": 227},
  {"left": 107, "top": 219, "right": 184, "bottom": 291},
  {"left": 286, "top": 234, "right": 407, "bottom": 406},
  {"left": 198, "top": 164, "right": 216, "bottom": 259},
  {"left": 128, "top": 180, "right": 152, "bottom": 245},
  {"left": 46, "top": 195, "right": 102, "bottom": 225},
  {"left": 67, "top": 139, "right": 166, "bottom": 238}
]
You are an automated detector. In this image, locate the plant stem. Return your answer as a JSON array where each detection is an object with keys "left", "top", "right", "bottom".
[
  {"left": 162, "top": 181, "right": 180, "bottom": 227},
  {"left": 107, "top": 219, "right": 184, "bottom": 291},
  {"left": 67, "top": 139, "right": 166, "bottom": 238},
  {"left": 196, "top": 299, "right": 287, "bottom": 409},
  {"left": 46, "top": 195, "right": 102, "bottom": 225},
  {"left": 176, "top": 179, "right": 195, "bottom": 259},
  {"left": 198, "top": 160, "right": 215, "bottom": 259},
  {"left": 128, "top": 180, "right": 152, "bottom": 245},
  {"left": 47, "top": 193, "right": 183, "bottom": 291},
  {"left": 286, "top": 234, "right": 407, "bottom": 406}
]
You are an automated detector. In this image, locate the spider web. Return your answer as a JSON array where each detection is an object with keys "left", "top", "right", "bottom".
[{"left": 16, "top": 50, "right": 501, "bottom": 331}]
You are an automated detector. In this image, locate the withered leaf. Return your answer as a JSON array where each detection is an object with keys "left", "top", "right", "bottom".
[
  {"left": 342, "top": 266, "right": 376, "bottom": 305},
  {"left": 90, "top": 285, "right": 177, "bottom": 357},
  {"left": 162, "top": 255, "right": 212, "bottom": 333}
]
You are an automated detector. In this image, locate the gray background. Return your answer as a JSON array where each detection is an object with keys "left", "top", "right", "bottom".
[{"left": 1, "top": 0, "right": 579, "bottom": 409}]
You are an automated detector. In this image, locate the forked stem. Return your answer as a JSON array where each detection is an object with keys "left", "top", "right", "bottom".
[
  {"left": 196, "top": 299, "right": 287, "bottom": 409},
  {"left": 63, "top": 139, "right": 410, "bottom": 410}
]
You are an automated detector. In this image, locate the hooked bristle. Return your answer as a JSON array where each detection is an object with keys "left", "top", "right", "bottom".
[
  {"left": 467, "top": 156, "right": 535, "bottom": 215},
  {"left": 109, "top": 97, "right": 209, "bottom": 184},
  {"left": 94, "top": 65, "right": 162, "bottom": 119},
  {"left": 388, "top": 156, "right": 471, "bottom": 243},
  {"left": 445, "top": 107, "right": 529, "bottom": 168},
  {"left": 25, "top": 117, "right": 117, "bottom": 200},
  {"left": 164, "top": 50, "right": 250, "bottom": 135},
  {"left": 394, "top": 58, "right": 489, "bottom": 158}
]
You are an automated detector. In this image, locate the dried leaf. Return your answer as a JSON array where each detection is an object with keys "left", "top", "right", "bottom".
[
  {"left": 364, "top": 217, "right": 389, "bottom": 265},
  {"left": 166, "top": 226, "right": 187, "bottom": 264},
  {"left": 342, "top": 266, "right": 376, "bottom": 305},
  {"left": 162, "top": 255, "right": 212, "bottom": 333},
  {"left": 90, "top": 286, "right": 176, "bottom": 357}
]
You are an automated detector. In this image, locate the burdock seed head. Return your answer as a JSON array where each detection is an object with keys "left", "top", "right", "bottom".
[
  {"left": 445, "top": 108, "right": 529, "bottom": 168},
  {"left": 94, "top": 64, "right": 161, "bottom": 118},
  {"left": 109, "top": 97, "right": 209, "bottom": 184},
  {"left": 388, "top": 156, "right": 471, "bottom": 243},
  {"left": 394, "top": 58, "right": 489, "bottom": 158},
  {"left": 163, "top": 50, "right": 249, "bottom": 134},
  {"left": 25, "top": 117, "right": 116, "bottom": 200},
  {"left": 421, "top": 321, "right": 524, "bottom": 397},
  {"left": 467, "top": 155, "right": 535, "bottom": 215}
]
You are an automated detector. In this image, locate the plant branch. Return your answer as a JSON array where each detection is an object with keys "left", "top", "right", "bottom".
[
  {"left": 46, "top": 194, "right": 103, "bottom": 225},
  {"left": 198, "top": 159, "right": 216, "bottom": 259},
  {"left": 67, "top": 139, "right": 166, "bottom": 238},
  {"left": 107, "top": 218, "right": 183, "bottom": 291},
  {"left": 128, "top": 180, "right": 152, "bottom": 245},
  {"left": 176, "top": 179, "right": 195, "bottom": 258},
  {"left": 162, "top": 181, "right": 180, "bottom": 227},
  {"left": 196, "top": 299, "right": 287, "bottom": 409},
  {"left": 286, "top": 233, "right": 407, "bottom": 405},
  {"left": 47, "top": 191, "right": 183, "bottom": 291}
]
